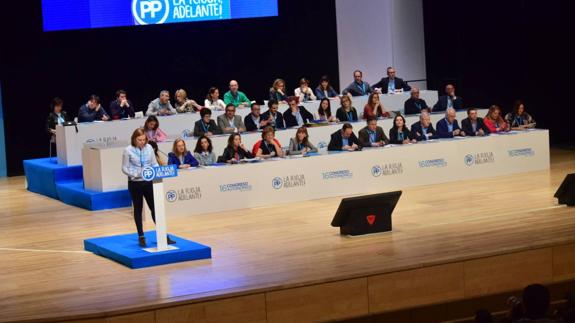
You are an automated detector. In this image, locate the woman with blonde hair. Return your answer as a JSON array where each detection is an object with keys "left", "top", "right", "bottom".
[
  {"left": 167, "top": 138, "right": 199, "bottom": 168},
  {"left": 174, "top": 89, "right": 202, "bottom": 113},
  {"left": 269, "top": 78, "right": 288, "bottom": 103},
  {"left": 484, "top": 105, "right": 509, "bottom": 133}
]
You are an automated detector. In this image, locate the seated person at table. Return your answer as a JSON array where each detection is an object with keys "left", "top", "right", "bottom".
[
  {"left": 46, "top": 97, "right": 71, "bottom": 137},
  {"left": 174, "top": 89, "right": 202, "bottom": 113},
  {"left": 219, "top": 133, "right": 254, "bottom": 163},
  {"left": 193, "top": 135, "right": 217, "bottom": 166},
  {"left": 433, "top": 84, "right": 463, "bottom": 112},
  {"left": 109, "top": 90, "right": 135, "bottom": 120},
  {"left": 289, "top": 126, "right": 318, "bottom": 155},
  {"left": 252, "top": 126, "right": 284, "bottom": 158},
  {"left": 342, "top": 70, "right": 374, "bottom": 97},
  {"left": 147, "top": 90, "right": 176, "bottom": 116},
  {"left": 315, "top": 75, "right": 339, "bottom": 100},
  {"left": 223, "top": 80, "right": 251, "bottom": 108},
  {"left": 204, "top": 87, "right": 226, "bottom": 111},
  {"left": 284, "top": 97, "right": 314, "bottom": 128},
  {"left": 389, "top": 114, "right": 416, "bottom": 144},
  {"left": 78, "top": 95, "right": 110, "bottom": 122},
  {"left": 147, "top": 141, "right": 166, "bottom": 166},
  {"left": 359, "top": 117, "right": 389, "bottom": 147},
  {"left": 436, "top": 108, "right": 466, "bottom": 138},
  {"left": 404, "top": 87, "right": 430, "bottom": 115},
  {"left": 484, "top": 105, "right": 509, "bottom": 133},
  {"left": 461, "top": 107, "right": 490, "bottom": 136},
  {"left": 269, "top": 78, "right": 288, "bottom": 103},
  {"left": 410, "top": 111, "right": 437, "bottom": 141},
  {"left": 261, "top": 100, "right": 285, "bottom": 129},
  {"left": 316, "top": 98, "right": 338, "bottom": 122},
  {"left": 505, "top": 100, "right": 536, "bottom": 130},
  {"left": 363, "top": 92, "right": 391, "bottom": 119},
  {"left": 168, "top": 138, "right": 199, "bottom": 168},
  {"left": 193, "top": 108, "right": 222, "bottom": 137},
  {"left": 295, "top": 78, "right": 317, "bottom": 102},
  {"left": 143, "top": 115, "right": 167, "bottom": 142},
  {"left": 373, "top": 66, "right": 411, "bottom": 94},
  {"left": 328, "top": 123, "right": 361, "bottom": 151},
  {"left": 244, "top": 103, "right": 272, "bottom": 132},
  {"left": 336, "top": 95, "right": 359, "bottom": 122},
  {"left": 217, "top": 104, "right": 246, "bottom": 134}
]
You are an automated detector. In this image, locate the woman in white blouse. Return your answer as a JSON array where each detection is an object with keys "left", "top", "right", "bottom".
[
  {"left": 204, "top": 87, "right": 226, "bottom": 110},
  {"left": 294, "top": 78, "right": 317, "bottom": 102}
]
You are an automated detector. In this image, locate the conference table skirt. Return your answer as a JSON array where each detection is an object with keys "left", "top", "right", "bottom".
[{"left": 83, "top": 109, "right": 476, "bottom": 192}]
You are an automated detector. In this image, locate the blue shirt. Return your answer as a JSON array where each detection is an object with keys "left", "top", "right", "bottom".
[
  {"left": 446, "top": 119, "right": 454, "bottom": 132},
  {"left": 388, "top": 79, "right": 395, "bottom": 93},
  {"left": 294, "top": 110, "right": 304, "bottom": 126},
  {"left": 122, "top": 144, "right": 159, "bottom": 181},
  {"left": 368, "top": 130, "right": 376, "bottom": 143},
  {"left": 342, "top": 137, "right": 349, "bottom": 147}
]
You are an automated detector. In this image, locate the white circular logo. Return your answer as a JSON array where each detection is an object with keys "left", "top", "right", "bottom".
[
  {"left": 132, "top": 0, "right": 170, "bottom": 25},
  {"left": 464, "top": 154, "right": 475, "bottom": 166},
  {"left": 141, "top": 166, "right": 156, "bottom": 181},
  {"left": 371, "top": 165, "right": 382, "bottom": 177},
  {"left": 166, "top": 190, "right": 177, "bottom": 202},
  {"left": 272, "top": 177, "right": 283, "bottom": 189}
]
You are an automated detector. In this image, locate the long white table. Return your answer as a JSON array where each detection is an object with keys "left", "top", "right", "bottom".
[
  {"left": 58, "top": 91, "right": 438, "bottom": 165},
  {"left": 161, "top": 129, "right": 549, "bottom": 216},
  {"left": 82, "top": 108, "right": 471, "bottom": 192}
]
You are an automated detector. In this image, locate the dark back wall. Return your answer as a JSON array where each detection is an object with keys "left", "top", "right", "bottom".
[
  {"left": 423, "top": 0, "right": 575, "bottom": 145},
  {"left": 0, "top": 0, "right": 339, "bottom": 175}
]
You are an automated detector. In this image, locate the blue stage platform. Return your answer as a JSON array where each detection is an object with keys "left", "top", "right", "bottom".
[
  {"left": 24, "top": 157, "right": 131, "bottom": 211},
  {"left": 84, "top": 231, "right": 212, "bottom": 269}
]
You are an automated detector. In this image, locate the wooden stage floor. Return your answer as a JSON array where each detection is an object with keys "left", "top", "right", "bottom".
[{"left": 1, "top": 148, "right": 575, "bottom": 322}]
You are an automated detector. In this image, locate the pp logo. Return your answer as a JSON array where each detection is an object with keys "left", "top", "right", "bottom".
[
  {"left": 141, "top": 166, "right": 156, "bottom": 181},
  {"left": 85, "top": 139, "right": 95, "bottom": 143},
  {"left": 166, "top": 190, "right": 177, "bottom": 202},
  {"left": 317, "top": 141, "right": 327, "bottom": 149},
  {"left": 464, "top": 154, "right": 475, "bottom": 166},
  {"left": 371, "top": 165, "right": 382, "bottom": 177},
  {"left": 272, "top": 177, "right": 283, "bottom": 189},
  {"left": 132, "top": 0, "right": 170, "bottom": 25}
]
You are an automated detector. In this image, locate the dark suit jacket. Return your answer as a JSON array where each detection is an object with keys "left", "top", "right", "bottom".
[
  {"left": 109, "top": 100, "right": 135, "bottom": 120},
  {"left": 219, "top": 146, "right": 254, "bottom": 163},
  {"left": 167, "top": 151, "right": 199, "bottom": 167},
  {"left": 410, "top": 121, "right": 437, "bottom": 141},
  {"left": 358, "top": 126, "right": 389, "bottom": 147},
  {"left": 261, "top": 110, "right": 285, "bottom": 129},
  {"left": 373, "top": 77, "right": 411, "bottom": 94},
  {"left": 389, "top": 127, "right": 412, "bottom": 144},
  {"left": 193, "top": 119, "right": 222, "bottom": 137},
  {"left": 461, "top": 117, "right": 490, "bottom": 136},
  {"left": 244, "top": 113, "right": 269, "bottom": 132},
  {"left": 433, "top": 95, "right": 464, "bottom": 111},
  {"left": 335, "top": 107, "right": 359, "bottom": 122},
  {"left": 46, "top": 111, "right": 71, "bottom": 134},
  {"left": 283, "top": 106, "right": 314, "bottom": 128},
  {"left": 436, "top": 118, "right": 462, "bottom": 138},
  {"left": 404, "top": 98, "right": 429, "bottom": 115},
  {"left": 328, "top": 130, "right": 361, "bottom": 151}
]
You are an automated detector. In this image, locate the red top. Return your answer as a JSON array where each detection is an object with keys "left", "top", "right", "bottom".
[
  {"left": 363, "top": 104, "right": 391, "bottom": 119},
  {"left": 484, "top": 118, "right": 509, "bottom": 133}
]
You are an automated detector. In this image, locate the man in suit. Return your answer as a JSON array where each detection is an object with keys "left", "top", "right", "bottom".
[
  {"left": 78, "top": 94, "right": 110, "bottom": 122},
  {"left": 244, "top": 103, "right": 272, "bottom": 132},
  {"left": 410, "top": 111, "right": 437, "bottom": 141},
  {"left": 260, "top": 100, "right": 285, "bottom": 129},
  {"left": 373, "top": 67, "right": 411, "bottom": 94},
  {"left": 283, "top": 97, "right": 314, "bottom": 128},
  {"left": 433, "top": 84, "right": 463, "bottom": 112},
  {"left": 358, "top": 117, "right": 389, "bottom": 147},
  {"left": 404, "top": 87, "right": 430, "bottom": 115},
  {"left": 436, "top": 108, "right": 466, "bottom": 138},
  {"left": 193, "top": 108, "right": 222, "bottom": 137},
  {"left": 328, "top": 123, "right": 361, "bottom": 151},
  {"left": 217, "top": 103, "right": 246, "bottom": 134},
  {"left": 461, "top": 107, "right": 490, "bottom": 136},
  {"left": 342, "top": 70, "right": 375, "bottom": 97},
  {"left": 109, "top": 89, "right": 135, "bottom": 120}
]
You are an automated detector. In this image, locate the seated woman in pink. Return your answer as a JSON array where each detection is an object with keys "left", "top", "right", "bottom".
[
  {"left": 483, "top": 105, "right": 509, "bottom": 133},
  {"left": 143, "top": 115, "right": 167, "bottom": 142}
]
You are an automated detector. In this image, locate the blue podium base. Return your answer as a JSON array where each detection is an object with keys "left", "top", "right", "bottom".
[{"left": 84, "top": 231, "right": 212, "bottom": 269}]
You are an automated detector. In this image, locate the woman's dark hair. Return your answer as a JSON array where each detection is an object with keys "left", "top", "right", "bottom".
[
  {"left": 268, "top": 99, "right": 279, "bottom": 108},
  {"left": 144, "top": 115, "right": 159, "bottom": 130},
  {"left": 89, "top": 94, "right": 100, "bottom": 104},
  {"left": 200, "top": 108, "right": 212, "bottom": 118},
  {"left": 392, "top": 114, "right": 407, "bottom": 131},
  {"left": 512, "top": 100, "right": 525, "bottom": 115},
  {"left": 148, "top": 140, "right": 160, "bottom": 157},
  {"left": 206, "top": 87, "right": 219, "bottom": 100},
  {"left": 342, "top": 123, "right": 353, "bottom": 131},
  {"left": 295, "top": 126, "right": 309, "bottom": 146},
  {"left": 115, "top": 89, "right": 127, "bottom": 98},
  {"left": 227, "top": 133, "right": 241, "bottom": 149},
  {"left": 317, "top": 98, "right": 332, "bottom": 117},
  {"left": 51, "top": 97, "right": 63, "bottom": 111},
  {"left": 318, "top": 75, "right": 331, "bottom": 90},
  {"left": 194, "top": 135, "right": 213, "bottom": 153}
]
